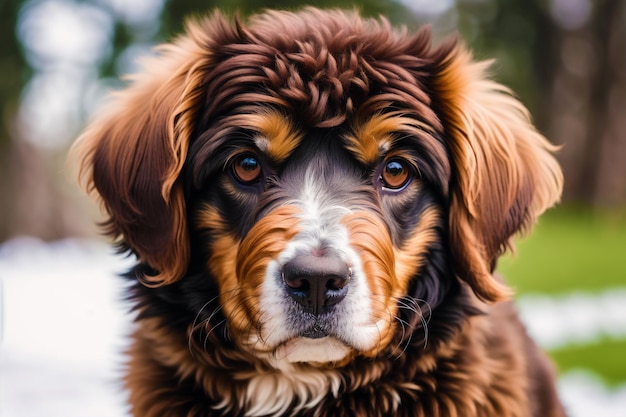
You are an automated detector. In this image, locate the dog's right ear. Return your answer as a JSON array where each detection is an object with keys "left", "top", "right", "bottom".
[{"left": 71, "top": 17, "right": 225, "bottom": 285}]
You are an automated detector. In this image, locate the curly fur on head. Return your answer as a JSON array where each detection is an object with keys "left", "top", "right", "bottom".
[{"left": 72, "top": 7, "right": 566, "bottom": 417}]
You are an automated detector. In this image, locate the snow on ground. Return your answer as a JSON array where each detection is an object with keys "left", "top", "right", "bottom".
[
  {"left": 1, "top": 238, "right": 625, "bottom": 416},
  {"left": 518, "top": 290, "right": 626, "bottom": 350},
  {"left": 0, "top": 238, "right": 133, "bottom": 417}
]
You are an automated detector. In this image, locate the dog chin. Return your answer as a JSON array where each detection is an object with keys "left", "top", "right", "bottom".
[{"left": 277, "top": 337, "right": 351, "bottom": 363}]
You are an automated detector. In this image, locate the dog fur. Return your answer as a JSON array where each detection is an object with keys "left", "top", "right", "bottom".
[{"left": 73, "top": 8, "right": 567, "bottom": 417}]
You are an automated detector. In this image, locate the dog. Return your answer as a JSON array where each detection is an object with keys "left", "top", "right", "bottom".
[{"left": 73, "top": 8, "right": 567, "bottom": 417}]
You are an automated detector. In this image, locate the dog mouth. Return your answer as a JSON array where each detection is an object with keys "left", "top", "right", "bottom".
[
  {"left": 288, "top": 308, "right": 341, "bottom": 340},
  {"left": 255, "top": 305, "right": 387, "bottom": 364},
  {"left": 274, "top": 334, "right": 352, "bottom": 364},
  {"left": 261, "top": 308, "right": 357, "bottom": 363},
  {"left": 301, "top": 323, "right": 329, "bottom": 339},
  {"left": 296, "top": 313, "right": 343, "bottom": 340}
]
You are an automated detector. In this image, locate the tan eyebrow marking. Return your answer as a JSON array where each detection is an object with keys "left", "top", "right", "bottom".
[
  {"left": 237, "top": 110, "right": 302, "bottom": 162},
  {"left": 344, "top": 111, "right": 435, "bottom": 165}
]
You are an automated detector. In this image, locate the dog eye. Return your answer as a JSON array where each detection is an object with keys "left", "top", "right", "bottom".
[
  {"left": 380, "top": 158, "right": 412, "bottom": 190},
  {"left": 232, "top": 153, "right": 262, "bottom": 184}
]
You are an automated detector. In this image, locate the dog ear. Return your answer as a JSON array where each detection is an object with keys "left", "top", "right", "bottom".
[
  {"left": 432, "top": 44, "right": 563, "bottom": 302},
  {"left": 72, "top": 24, "right": 214, "bottom": 285}
]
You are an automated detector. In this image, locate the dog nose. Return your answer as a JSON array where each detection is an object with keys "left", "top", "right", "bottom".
[{"left": 282, "top": 255, "right": 350, "bottom": 315}]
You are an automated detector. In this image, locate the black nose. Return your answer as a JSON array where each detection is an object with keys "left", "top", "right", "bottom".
[{"left": 282, "top": 255, "right": 351, "bottom": 315}]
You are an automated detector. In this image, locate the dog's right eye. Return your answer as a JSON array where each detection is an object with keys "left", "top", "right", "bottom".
[
  {"left": 380, "top": 158, "right": 412, "bottom": 190},
  {"left": 231, "top": 153, "right": 262, "bottom": 185}
]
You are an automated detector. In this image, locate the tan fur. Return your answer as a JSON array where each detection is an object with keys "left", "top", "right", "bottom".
[
  {"left": 245, "top": 111, "right": 303, "bottom": 162},
  {"left": 233, "top": 206, "right": 302, "bottom": 335},
  {"left": 393, "top": 206, "right": 442, "bottom": 287}
]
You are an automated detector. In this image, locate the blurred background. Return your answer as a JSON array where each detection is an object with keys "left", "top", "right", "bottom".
[{"left": 0, "top": 0, "right": 625, "bottom": 416}]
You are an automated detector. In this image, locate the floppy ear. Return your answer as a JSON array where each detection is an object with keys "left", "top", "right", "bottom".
[
  {"left": 432, "top": 44, "right": 563, "bottom": 302},
  {"left": 71, "top": 22, "right": 215, "bottom": 285}
]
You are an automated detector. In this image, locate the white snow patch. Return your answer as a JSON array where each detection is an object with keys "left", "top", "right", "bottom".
[
  {"left": 559, "top": 370, "right": 626, "bottom": 417},
  {"left": 518, "top": 290, "right": 626, "bottom": 350},
  {"left": 0, "top": 238, "right": 134, "bottom": 417}
]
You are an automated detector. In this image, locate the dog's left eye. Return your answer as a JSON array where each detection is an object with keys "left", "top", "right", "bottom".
[
  {"left": 380, "top": 158, "right": 412, "bottom": 190},
  {"left": 231, "top": 153, "right": 262, "bottom": 184}
]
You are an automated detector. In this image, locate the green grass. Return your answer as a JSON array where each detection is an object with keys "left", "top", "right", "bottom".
[
  {"left": 497, "top": 206, "right": 626, "bottom": 295},
  {"left": 549, "top": 338, "right": 626, "bottom": 386}
]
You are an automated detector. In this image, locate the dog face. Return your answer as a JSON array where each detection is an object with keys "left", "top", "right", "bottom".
[
  {"left": 74, "top": 9, "right": 562, "bottom": 365},
  {"left": 193, "top": 110, "right": 449, "bottom": 362}
]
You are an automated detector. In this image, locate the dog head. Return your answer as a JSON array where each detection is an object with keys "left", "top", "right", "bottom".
[{"left": 74, "top": 9, "right": 562, "bottom": 364}]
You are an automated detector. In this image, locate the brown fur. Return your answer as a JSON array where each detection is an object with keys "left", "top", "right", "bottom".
[
  {"left": 123, "top": 300, "right": 564, "bottom": 417},
  {"left": 72, "top": 8, "right": 566, "bottom": 417}
]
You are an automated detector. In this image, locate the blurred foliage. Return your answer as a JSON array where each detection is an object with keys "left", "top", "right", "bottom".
[
  {"left": 0, "top": 0, "right": 29, "bottom": 145},
  {"left": 456, "top": 0, "right": 552, "bottom": 116},
  {"left": 160, "top": 0, "right": 414, "bottom": 37}
]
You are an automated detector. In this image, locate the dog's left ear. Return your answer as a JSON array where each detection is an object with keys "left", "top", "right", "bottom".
[
  {"left": 432, "top": 44, "right": 563, "bottom": 302},
  {"left": 71, "top": 27, "right": 214, "bottom": 285}
]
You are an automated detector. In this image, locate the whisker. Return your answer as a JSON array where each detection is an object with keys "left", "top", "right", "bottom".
[
  {"left": 188, "top": 287, "right": 246, "bottom": 354},
  {"left": 188, "top": 297, "right": 221, "bottom": 355},
  {"left": 388, "top": 295, "right": 433, "bottom": 354},
  {"left": 204, "top": 318, "right": 228, "bottom": 350}
]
